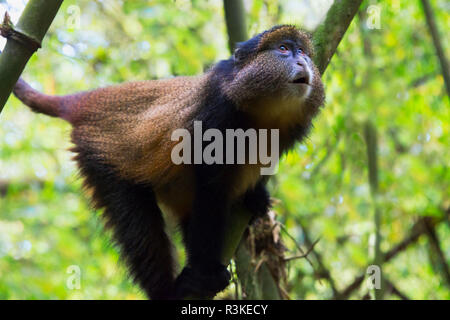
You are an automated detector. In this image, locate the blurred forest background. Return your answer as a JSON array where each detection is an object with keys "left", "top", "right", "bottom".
[{"left": 0, "top": 0, "right": 448, "bottom": 299}]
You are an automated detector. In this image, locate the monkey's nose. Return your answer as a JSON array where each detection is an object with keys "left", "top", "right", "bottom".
[
  {"left": 296, "top": 57, "right": 307, "bottom": 69},
  {"left": 296, "top": 60, "right": 305, "bottom": 68}
]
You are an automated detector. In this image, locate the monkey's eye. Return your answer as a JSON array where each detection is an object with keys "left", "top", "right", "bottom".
[
  {"left": 278, "top": 45, "right": 289, "bottom": 53},
  {"left": 297, "top": 48, "right": 306, "bottom": 55}
]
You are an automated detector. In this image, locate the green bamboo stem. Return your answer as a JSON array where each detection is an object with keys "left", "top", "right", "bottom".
[
  {"left": 0, "top": 0, "right": 63, "bottom": 113},
  {"left": 364, "top": 121, "right": 384, "bottom": 300},
  {"left": 313, "top": 0, "right": 364, "bottom": 75},
  {"left": 420, "top": 0, "right": 450, "bottom": 97},
  {"left": 223, "top": 0, "right": 248, "bottom": 52}
]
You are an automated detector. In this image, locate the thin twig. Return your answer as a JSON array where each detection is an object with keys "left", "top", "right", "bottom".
[
  {"left": 284, "top": 237, "right": 321, "bottom": 262},
  {"left": 295, "top": 217, "right": 340, "bottom": 297},
  {"left": 279, "top": 223, "right": 315, "bottom": 268}
]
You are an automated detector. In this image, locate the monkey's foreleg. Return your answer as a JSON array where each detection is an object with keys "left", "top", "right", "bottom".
[
  {"left": 242, "top": 180, "right": 271, "bottom": 222},
  {"left": 175, "top": 166, "right": 232, "bottom": 298}
]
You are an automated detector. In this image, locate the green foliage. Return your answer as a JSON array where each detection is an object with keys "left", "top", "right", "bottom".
[{"left": 0, "top": 0, "right": 448, "bottom": 299}]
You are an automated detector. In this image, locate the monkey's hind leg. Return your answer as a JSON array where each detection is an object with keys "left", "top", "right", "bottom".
[{"left": 75, "top": 148, "right": 175, "bottom": 300}]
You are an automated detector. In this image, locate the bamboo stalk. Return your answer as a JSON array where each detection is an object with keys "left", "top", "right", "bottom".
[
  {"left": 0, "top": 0, "right": 63, "bottom": 113},
  {"left": 420, "top": 0, "right": 450, "bottom": 96}
]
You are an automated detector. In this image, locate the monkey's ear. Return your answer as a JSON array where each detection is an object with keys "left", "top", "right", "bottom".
[
  {"left": 233, "top": 44, "right": 247, "bottom": 63},
  {"left": 233, "top": 34, "right": 263, "bottom": 63},
  {"left": 233, "top": 40, "right": 256, "bottom": 63}
]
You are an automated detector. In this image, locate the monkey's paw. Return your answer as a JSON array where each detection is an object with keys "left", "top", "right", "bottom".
[{"left": 174, "top": 265, "right": 231, "bottom": 299}]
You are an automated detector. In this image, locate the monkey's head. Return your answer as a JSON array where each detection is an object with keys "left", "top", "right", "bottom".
[{"left": 222, "top": 25, "right": 324, "bottom": 117}]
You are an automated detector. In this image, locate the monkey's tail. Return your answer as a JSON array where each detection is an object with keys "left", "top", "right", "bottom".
[{"left": 13, "top": 78, "right": 72, "bottom": 121}]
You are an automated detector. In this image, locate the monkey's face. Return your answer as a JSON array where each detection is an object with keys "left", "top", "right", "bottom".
[
  {"left": 264, "top": 39, "right": 316, "bottom": 99},
  {"left": 224, "top": 26, "right": 324, "bottom": 114}
]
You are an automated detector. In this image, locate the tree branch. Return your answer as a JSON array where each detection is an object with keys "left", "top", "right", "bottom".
[
  {"left": 0, "top": 0, "right": 63, "bottom": 113},
  {"left": 384, "top": 278, "right": 410, "bottom": 300},
  {"left": 420, "top": 0, "right": 450, "bottom": 96},
  {"left": 313, "top": 0, "right": 364, "bottom": 75},
  {"left": 364, "top": 121, "right": 384, "bottom": 299},
  {"left": 234, "top": 216, "right": 286, "bottom": 300},
  {"left": 337, "top": 209, "right": 449, "bottom": 299},
  {"left": 223, "top": 0, "right": 248, "bottom": 52},
  {"left": 424, "top": 219, "right": 450, "bottom": 287},
  {"left": 296, "top": 218, "right": 340, "bottom": 297}
]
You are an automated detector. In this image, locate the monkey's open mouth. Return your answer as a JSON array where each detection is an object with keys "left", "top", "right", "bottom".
[
  {"left": 292, "top": 77, "right": 308, "bottom": 84},
  {"left": 291, "top": 73, "right": 310, "bottom": 85}
]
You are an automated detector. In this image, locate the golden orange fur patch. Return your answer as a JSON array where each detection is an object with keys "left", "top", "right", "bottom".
[{"left": 258, "top": 25, "right": 314, "bottom": 57}]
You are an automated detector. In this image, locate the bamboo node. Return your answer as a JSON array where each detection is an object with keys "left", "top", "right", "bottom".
[{"left": 0, "top": 12, "right": 41, "bottom": 52}]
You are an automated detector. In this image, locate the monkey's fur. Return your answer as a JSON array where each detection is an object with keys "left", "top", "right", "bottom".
[{"left": 12, "top": 25, "right": 324, "bottom": 299}]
